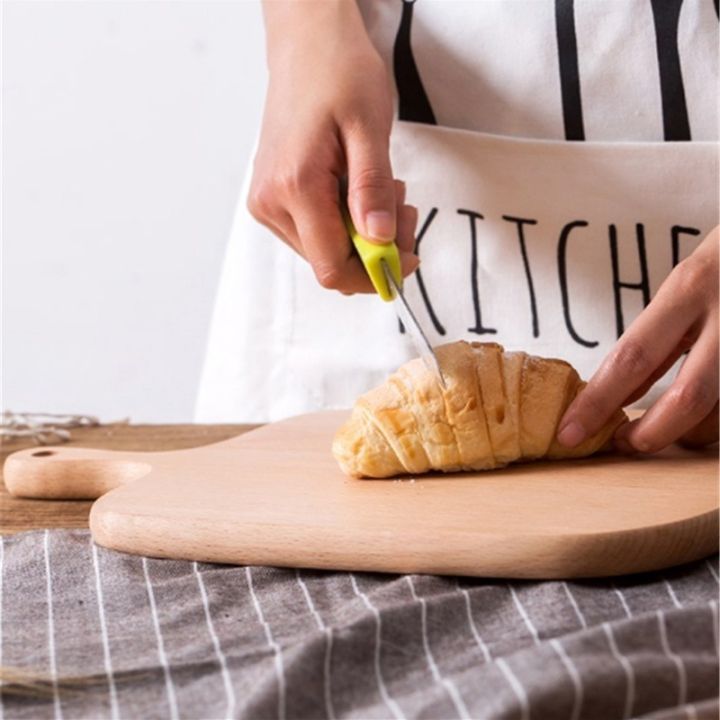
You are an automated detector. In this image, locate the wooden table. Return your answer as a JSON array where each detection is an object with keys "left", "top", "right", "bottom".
[{"left": 1, "top": 423, "right": 256, "bottom": 534}]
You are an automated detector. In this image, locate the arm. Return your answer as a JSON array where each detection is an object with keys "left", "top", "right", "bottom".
[{"left": 249, "top": 0, "right": 419, "bottom": 293}]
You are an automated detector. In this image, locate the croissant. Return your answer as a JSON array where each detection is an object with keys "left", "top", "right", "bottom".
[{"left": 332, "top": 341, "right": 627, "bottom": 478}]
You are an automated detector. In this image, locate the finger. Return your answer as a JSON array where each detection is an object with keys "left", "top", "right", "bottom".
[
  {"left": 394, "top": 179, "right": 406, "bottom": 207},
  {"left": 400, "top": 250, "right": 420, "bottom": 278},
  {"left": 344, "top": 123, "right": 396, "bottom": 243},
  {"left": 615, "top": 399, "right": 719, "bottom": 454},
  {"left": 247, "top": 181, "right": 306, "bottom": 257},
  {"left": 270, "top": 210, "right": 306, "bottom": 257},
  {"left": 289, "top": 184, "right": 375, "bottom": 294},
  {"left": 394, "top": 179, "right": 413, "bottom": 251},
  {"left": 622, "top": 328, "right": 699, "bottom": 405},
  {"left": 396, "top": 204, "right": 418, "bottom": 253},
  {"left": 556, "top": 269, "right": 704, "bottom": 447},
  {"left": 678, "top": 402, "right": 719, "bottom": 448},
  {"left": 255, "top": 209, "right": 304, "bottom": 258},
  {"left": 614, "top": 327, "right": 718, "bottom": 453}
]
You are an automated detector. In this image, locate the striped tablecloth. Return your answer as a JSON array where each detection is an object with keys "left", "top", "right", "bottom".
[{"left": 2, "top": 529, "right": 718, "bottom": 720}]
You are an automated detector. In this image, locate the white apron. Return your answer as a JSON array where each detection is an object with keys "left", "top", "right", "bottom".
[{"left": 196, "top": 1, "right": 719, "bottom": 423}]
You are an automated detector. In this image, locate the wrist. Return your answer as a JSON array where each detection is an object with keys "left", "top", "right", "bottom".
[{"left": 262, "top": 0, "right": 372, "bottom": 72}]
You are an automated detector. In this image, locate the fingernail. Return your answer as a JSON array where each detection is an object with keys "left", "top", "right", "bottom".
[
  {"left": 365, "top": 211, "right": 395, "bottom": 241},
  {"left": 557, "top": 421, "right": 586, "bottom": 448}
]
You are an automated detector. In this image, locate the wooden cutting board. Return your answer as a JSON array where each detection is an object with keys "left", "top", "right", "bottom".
[{"left": 5, "top": 411, "right": 718, "bottom": 579}]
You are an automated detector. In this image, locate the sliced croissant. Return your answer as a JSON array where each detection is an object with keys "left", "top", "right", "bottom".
[{"left": 332, "top": 341, "right": 627, "bottom": 478}]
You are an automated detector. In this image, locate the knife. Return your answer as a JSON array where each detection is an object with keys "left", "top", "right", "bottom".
[{"left": 343, "top": 208, "right": 446, "bottom": 387}]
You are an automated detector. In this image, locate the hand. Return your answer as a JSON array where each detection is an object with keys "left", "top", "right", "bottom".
[
  {"left": 248, "top": 1, "right": 419, "bottom": 294},
  {"left": 557, "top": 226, "right": 719, "bottom": 453}
]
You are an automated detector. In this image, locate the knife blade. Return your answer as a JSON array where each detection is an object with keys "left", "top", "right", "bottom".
[
  {"left": 381, "top": 259, "right": 446, "bottom": 388},
  {"left": 342, "top": 199, "right": 446, "bottom": 387}
]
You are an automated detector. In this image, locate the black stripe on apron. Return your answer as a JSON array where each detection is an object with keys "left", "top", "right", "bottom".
[
  {"left": 650, "top": 0, "right": 692, "bottom": 141},
  {"left": 393, "top": 0, "right": 437, "bottom": 124},
  {"left": 393, "top": 0, "right": 437, "bottom": 338},
  {"left": 555, "top": 0, "right": 585, "bottom": 141}
]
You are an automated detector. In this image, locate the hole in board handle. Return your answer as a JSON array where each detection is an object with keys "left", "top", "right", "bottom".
[{"left": 32, "top": 450, "right": 55, "bottom": 457}]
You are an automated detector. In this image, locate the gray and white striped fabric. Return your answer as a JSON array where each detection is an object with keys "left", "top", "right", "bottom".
[{"left": 2, "top": 530, "right": 718, "bottom": 720}]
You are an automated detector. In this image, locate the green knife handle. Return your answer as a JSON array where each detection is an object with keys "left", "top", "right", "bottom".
[{"left": 343, "top": 208, "right": 402, "bottom": 302}]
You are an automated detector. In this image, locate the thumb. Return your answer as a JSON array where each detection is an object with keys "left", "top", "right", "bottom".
[{"left": 345, "top": 126, "right": 396, "bottom": 243}]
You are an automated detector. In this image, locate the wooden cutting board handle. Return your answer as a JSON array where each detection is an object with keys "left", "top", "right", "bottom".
[{"left": 4, "top": 446, "right": 152, "bottom": 499}]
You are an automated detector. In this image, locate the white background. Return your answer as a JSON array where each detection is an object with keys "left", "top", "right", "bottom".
[{"left": 2, "top": 0, "right": 267, "bottom": 422}]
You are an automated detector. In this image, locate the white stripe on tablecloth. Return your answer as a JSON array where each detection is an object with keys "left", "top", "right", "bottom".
[
  {"left": 0, "top": 536, "right": 4, "bottom": 720},
  {"left": 612, "top": 584, "right": 633, "bottom": 619},
  {"left": 246, "top": 566, "right": 286, "bottom": 720},
  {"left": 657, "top": 610, "right": 687, "bottom": 707},
  {"left": 550, "top": 638, "right": 583, "bottom": 720},
  {"left": 706, "top": 560, "right": 719, "bottom": 584},
  {"left": 349, "top": 573, "right": 405, "bottom": 720},
  {"left": 496, "top": 658, "right": 530, "bottom": 720},
  {"left": 710, "top": 601, "right": 719, "bottom": 655},
  {"left": 91, "top": 541, "right": 120, "bottom": 720},
  {"left": 663, "top": 579, "right": 682, "bottom": 609},
  {"left": 455, "top": 581, "right": 491, "bottom": 662},
  {"left": 562, "top": 583, "right": 588, "bottom": 630},
  {"left": 194, "top": 562, "right": 235, "bottom": 720},
  {"left": 44, "top": 530, "right": 63, "bottom": 720},
  {"left": 296, "top": 570, "right": 335, "bottom": 720},
  {"left": 406, "top": 576, "right": 470, "bottom": 720},
  {"left": 602, "top": 622, "right": 635, "bottom": 720},
  {"left": 142, "top": 558, "right": 179, "bottom": 720},
  {"left": 459, "top": 583, "right": 532, "bottom": 715},
  {"left": 296, "top": 570, "right": 324, "bottom": 631},
  {"left": 508, "top": 585, "right": 540, "bottom": 644}
]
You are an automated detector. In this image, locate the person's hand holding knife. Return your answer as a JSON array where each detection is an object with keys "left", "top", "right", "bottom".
[{"left": 248, "top": 0, "right": 419, "bottom": 295}]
